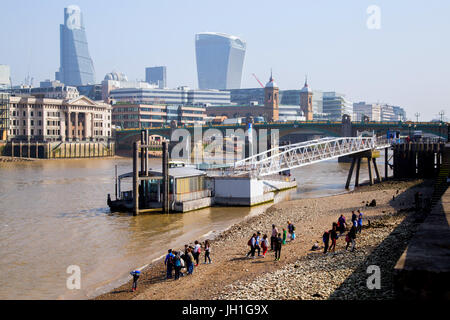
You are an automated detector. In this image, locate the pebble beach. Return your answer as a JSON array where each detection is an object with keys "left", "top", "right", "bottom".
[{"left": 95, "top": 179, "right": 433, "bottom": 300}]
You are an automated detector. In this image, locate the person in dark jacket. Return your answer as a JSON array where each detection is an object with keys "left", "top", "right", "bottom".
[
  {"left": 329, "top": 223, "right": 338, "bottom": 252},
  {"left": 274, "top": 233, "right": 283, "bottom": 261},
  {"left": 130, "top": 270, "right": 141, "bottom": 292},
  {"left": 346, "top": 225, "right": 357, "bottom": 251},
  {"left": 164, "top": 249, "right": 175, "bottom": 279},
  {"left": 322, "top": 230, "right": 330, "bottom": 254}
]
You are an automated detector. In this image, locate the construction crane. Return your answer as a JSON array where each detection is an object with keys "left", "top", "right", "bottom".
[{"left": 252, "top": 73, "right": 264, "bottom": 88}]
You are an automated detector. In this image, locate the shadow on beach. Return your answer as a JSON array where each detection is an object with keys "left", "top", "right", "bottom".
[{"left": 327, "top": 180, "right": 434, "bottom": 300}]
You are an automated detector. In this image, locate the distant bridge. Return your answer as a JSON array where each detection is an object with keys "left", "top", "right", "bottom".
[
  {"left": 229, "top": 136, "right": 391, "bottom": 177},
  {"left": 115, "top": 120, "right": 449, "bottom": 148}
]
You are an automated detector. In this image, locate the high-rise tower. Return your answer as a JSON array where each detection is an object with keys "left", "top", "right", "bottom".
[
  {"left": 263, "top": 72, "right": 279, "bottom": 122},
  {"left": 300, "top": 76, "right": 313, "bottom": 121},
  {"left": 195, "top": 32, "right": 246, "bottom": 90},
  {"left": 55, "top": 5, "right": 95, "bottom": 86}
]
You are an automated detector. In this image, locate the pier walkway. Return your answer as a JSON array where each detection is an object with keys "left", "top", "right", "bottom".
[{"left": 231, "top": 136, "right": 391, "bottom": 177}]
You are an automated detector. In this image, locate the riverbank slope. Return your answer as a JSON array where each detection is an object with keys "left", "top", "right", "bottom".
[{"left": 94, "top": 179, "right": 433, "bottom": 300}]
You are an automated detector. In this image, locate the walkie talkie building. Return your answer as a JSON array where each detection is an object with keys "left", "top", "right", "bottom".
[
  {"left": 195, "top": 32, "right": 246, "bottom": 90},
  {"left": 55, "top": 5, "right": 95, "bottom": 86}
]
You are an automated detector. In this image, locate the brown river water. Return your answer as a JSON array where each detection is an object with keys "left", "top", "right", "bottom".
[{"left": 0, "top": 154, "right": 390, "bottom": 299}]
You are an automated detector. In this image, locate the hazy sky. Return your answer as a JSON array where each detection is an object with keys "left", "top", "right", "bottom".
[{"left": 1, "top": 0, "right": 449, "bottom": 120}]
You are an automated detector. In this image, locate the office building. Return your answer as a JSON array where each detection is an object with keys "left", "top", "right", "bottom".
[
  {"left": 109, "top": 87, "right": 230, "bottom": 106},
  {"left": 195, "top": 32, "right": 246, "bottom": 90},
  {"left": 111, "top": 103, "right": 206, "bottom": 129},
  {"left": 322, "top": 92, "right": 353, "bottom": 121},
  {"left": 6, "top": 95, "right": 111, "bottom": 142},
  {"left": 392, "top": 106, "right": 406, "bottom": 121},
  {"left": 55, "top": 5, "right": 95, "bottom": 86},
  {"left": 11, "top": 81, "right": 80, "bottom": 100},
  {"left": 353, "top": 102, "right": 381, "bottom": 121},
  {"left": 101, "top": 71, "right": 154, "bottom": 102},
  {"left": 145, "top": 66, "right": 167, "bottom": 88},
  {"left": 0, "top": 65, "right": 11, "bottom": 89}
]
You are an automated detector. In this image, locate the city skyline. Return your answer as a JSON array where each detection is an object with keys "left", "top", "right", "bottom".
[{"left": 1, "top": 0, "right": 449, "bottom": 120}]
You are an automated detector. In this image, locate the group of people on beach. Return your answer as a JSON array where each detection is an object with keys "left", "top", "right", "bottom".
[
  {"left": 246, "top": 221, "right": 296, "bottom": 261},
  {"left": 320, "top": 209, "right": 364, "bottom": 254},
  {"left": 163, "top": 239, "right": 212, "bottom": 281}
]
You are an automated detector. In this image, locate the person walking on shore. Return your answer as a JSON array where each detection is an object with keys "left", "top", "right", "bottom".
[
  {"left": 271, "top": 225, "right": 278, "bottom": 251},
  {"left": 329, "top": 224, "right": 338, "bottom": 253},
  {"left": 246, "top": 233, "right": 257, "bottom": 258},
  {"left": 322, "top": 230, "right": 330, "bottom": 254},
  {"left": 130, "top": 270, "right": 141, "bottom": 292},
  {"left": 282, "top": 228, "right": 287, "bottom": 245},
  {"left": 174, "top": 251, "right": 182, "bottom": 280},
  {"left": 351, "top": 211, "right": 357, "bottom": 228},
  {"left": 346, "top": 225, "right": 357, "bottom": 251},
  {"left": 186, "top": 247, "right": 195, "bottom": 275},
  {"left": 204, "top": 240, "right": 212, "bottom": 264},
  {"left": 261, "top": 234, "right": 269, "bottom": 257},
  {"left": 274, "top": 233, "right": 283, "bottom": 261},
  {"left": 164, "top": 249, "right": 175, "bottom": 279},
  {"left": 357, "top": 209, "right": 363, "bottom": 233},
  {"left": 255, "top": 232, "right": 262, "bottom": 256},
  {"left": 193, "top": 240, "right": 201, "bottom": 266},
  {"left": 287, "top": 221, "right": 296, "bottom": 241},
  {"left": 338, "top": 215, "right": 347, "bottom": 234}
]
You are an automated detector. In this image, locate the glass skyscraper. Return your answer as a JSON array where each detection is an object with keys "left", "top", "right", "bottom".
[
  {"left": 145, "top": 66, "right": 167, "bottom": 88},
  {"left": 195, "top": 32, "right": 246, "bottom": 90},
  {"left": 55, "top": 5, "right": 95, "bottom": 86}
]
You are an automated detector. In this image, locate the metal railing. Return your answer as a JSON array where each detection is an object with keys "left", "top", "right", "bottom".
[{"left": 231, "top": 136, "right": 391, "bottom": 177}]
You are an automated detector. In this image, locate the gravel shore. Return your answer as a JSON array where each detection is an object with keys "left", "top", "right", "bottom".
[{"left": 95, "top": 179, "right": 433, "bottom": 300}]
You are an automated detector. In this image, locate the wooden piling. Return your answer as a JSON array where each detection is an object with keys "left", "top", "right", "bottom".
[
  {"left": 367, "top": 157, "right": 374, "bottom": 185},
  {"left": 162, "top": 141, "right": 170, "bottom": 213},
  {"left": 345, "top": 157, "right": 356, "bottom": 189},
  {"left": 133, "top": 141, "right": 139, "bottom": 216}
]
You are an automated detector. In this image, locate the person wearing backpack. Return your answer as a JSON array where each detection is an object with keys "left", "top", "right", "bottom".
[
  {"left": 130, "top": 270, "right": 141, "bottom": 292},
  {"left": 173, "top": 251, "right": 182, "bottom": 280},
  {"left": 186, "top": 247, "right": 195, "bottom": 275},
  {"left": 164, "top": 249, "right": 175, "bottom": 279},
  {"left": 193, "top": 240, "right": 201, "bottom": 266},
  {"left": 357, "top": 209, "right": 363, "bottom": 233},
  {"left": 246, "top": 233, "right": 256, "bottom": 258}
]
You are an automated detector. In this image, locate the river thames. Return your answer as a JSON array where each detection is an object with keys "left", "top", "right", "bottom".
[{"left": 0, "top": 155, "right": 386, "bottom": 299}]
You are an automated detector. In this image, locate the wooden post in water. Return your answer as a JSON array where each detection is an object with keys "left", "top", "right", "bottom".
[
  {"left": 355, "top": 157, "right": 361, "bottom": 187},
  {"left": 345, "top": 157, "right": 356, "bottom": 189},
  {"left": 19, "top": 141, "right": 22, "bottom": 158},
  {"left": 133, "top": 141, "right": 139, "bottom": 216},
  {"left": 162, "top": 141, "right": 170, "bottom": 213},
  {"left": 115, "top": 165, "right": 118, "bottom": 200},
  {"left": 36, "top": 141, "right": 39, "bottom": 158},
  {"left": 11, "top": 141, "right": 14, "bottom": 158},
  {"left": 367, "top": 157, "right": 374, "bottom": 185},
  {"left": 372, "top": 158, "right": 381, "bottom": 183},
  {"left": 384, "top": 147, "right": 388, "bottom": 180},
  {"left": 145, "top": 130, "right": 149, "bottom": 176}
]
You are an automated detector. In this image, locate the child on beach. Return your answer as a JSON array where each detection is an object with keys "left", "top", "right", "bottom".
[
  {"left": 130, "top": 270, "right": 141, "bottom": 292},
  {"left": 282, "top": 228, "right": 287, "bottom": 245},
  {"left": 329, "top": 224, "right": 338, "bottom": 252},
  {"left": 287, "top": 221, "right": 296, "bottom": 241},
  {"left": 261, "top": 234, "right": 269, "bottom": 257},
  {"left": 204, "top": 240, "right": 212, "bottom": 264}
]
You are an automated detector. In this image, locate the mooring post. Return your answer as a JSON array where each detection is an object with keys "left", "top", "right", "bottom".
[
  {"left": 11, "top": 141, "right": 14, "bottom": 158},
  {"left": 145, "top": 130, "right": 149, "bottom": 177},
  {"left": 373, "top": 158, "right": 381, "bottom": 183},
  {"left": 384, "top": 147, "right": 388, "bottom": 180},
  {"left": 162, "top": 141, "right": 170, "bottom": 213},
  {"left": 345, "top": 157, "right": 356, "bottom": 189},
  {"left": 355, "top": 157, "right": 361, "bottom": 187},
  {"left": 115, "top": 165, "right": 118, "bottom": 200},
  {"left": 133, "top": 141, "right": 139, "bottom": 216},
  {"left": 19, "top": 141, "right": 22, "bottom": 158},
  {"left": 36, "top": 141, "right": 38, "bottom": 158},
  {"left": 367, "top": 157, "right": 374, "bottom": 185}
]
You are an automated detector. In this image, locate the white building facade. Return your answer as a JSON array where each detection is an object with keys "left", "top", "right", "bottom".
[{"left": 7, "top": 95, "right": 111, "bottom": 142}]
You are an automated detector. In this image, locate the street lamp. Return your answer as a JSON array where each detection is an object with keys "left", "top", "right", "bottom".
[{"left": 408, "top": 123, "right": 412, "bottom": 138}]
